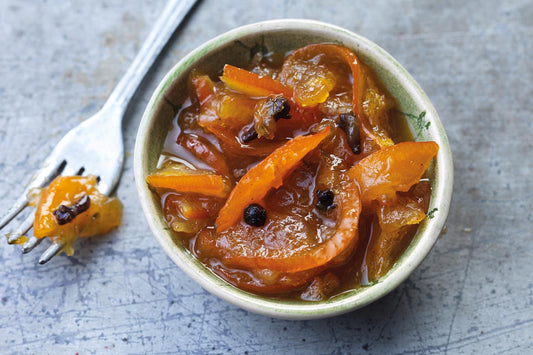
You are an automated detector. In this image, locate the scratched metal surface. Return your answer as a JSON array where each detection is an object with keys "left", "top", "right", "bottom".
[{"left": 0, "top": 0, "right": 532, "bottom": 353}]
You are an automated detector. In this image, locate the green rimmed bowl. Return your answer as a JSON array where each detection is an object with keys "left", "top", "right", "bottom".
[{"left": 134, "top": 19, "right": 453, "bottom": 319}]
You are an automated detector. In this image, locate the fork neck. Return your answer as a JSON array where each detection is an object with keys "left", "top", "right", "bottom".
[
  {"left": 103, "top": 0, "right": 197, "bottom": 115},
  {"left": 99, "top": 100, "right": 127, "bottom": 128}
]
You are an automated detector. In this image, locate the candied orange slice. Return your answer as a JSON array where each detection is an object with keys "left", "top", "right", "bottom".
[
  {"left": 348, "top": 141, "right": 439, "bottom": 205},
  {"left": 203, "top": 173, "right": 361, "bottom": 273},
  {"left": 215, "top": 126, "right": 330, "bottom": 232}
]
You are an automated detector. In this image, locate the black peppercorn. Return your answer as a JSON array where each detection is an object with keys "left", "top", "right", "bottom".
[
  {"left": 243, "top": 203, "right": 267, "bottom": 227},
  {"left": 315, "top": 189, "right": 336, "bottom": 211}
]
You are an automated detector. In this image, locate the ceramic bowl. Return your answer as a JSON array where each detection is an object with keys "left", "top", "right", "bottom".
[{"left": 134, "top": 19, "right": 453, "bottom": 319}]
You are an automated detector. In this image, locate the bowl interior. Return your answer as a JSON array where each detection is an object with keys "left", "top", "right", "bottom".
[{"left": 134, "top": 19, "right": 453, "bottom": 319}]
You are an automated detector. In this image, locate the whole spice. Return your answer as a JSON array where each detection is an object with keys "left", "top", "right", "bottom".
[
  {"left": 243, "top": 203, "right": 267, "bottom": 227},
  {"left": 53, "top": 195, "right": 91, "bottom": 225},
  {"left": 338, "top": 112, "right": 361, "bottom": 154},
  {"left": 315, "top": 189, "right": 336, "bottom": 211}
]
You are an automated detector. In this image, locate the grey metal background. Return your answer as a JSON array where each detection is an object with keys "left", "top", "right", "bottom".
[{"left": 1, "top": 0, "right": 531, "bottom": 353}]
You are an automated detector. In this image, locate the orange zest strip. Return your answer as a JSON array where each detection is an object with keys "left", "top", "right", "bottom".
[
  {"left": 347, "top": 141, "right": 439, "bottom": 206},
  {"left": 215, "top": 126, "right": 331, "bottom": 232},
  {"left": 147, "top": 173, "right": 231, "bottom": 199},
  {"left": 220, "top": 64, "right": 293, "bottom": 98},
  {"left": 220, "top": 176, "right": 362, "bottom": 273}
]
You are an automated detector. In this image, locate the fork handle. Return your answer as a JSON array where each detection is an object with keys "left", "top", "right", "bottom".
[{"left": 105, "top": 0, "right": 198, "bottom": 112}]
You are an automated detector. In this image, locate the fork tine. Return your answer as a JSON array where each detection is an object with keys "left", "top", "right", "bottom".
[
  {"left": 0, "top": 195, "right": 29, "bottom": 231},
  {"left": 21, "top": 236, "right": 42, "bottom": 254},
  {"left": 8, "top": 164, "right": 83, "bottom": 261},
  {"left": 7, "top": 214, "right": 35, "bottom": 244},
  {"left": 0, "top": 159, "right": 66, "bottom": 230},
  {"left": 39, "top": 242, "right": 64, "bottom": 264}
]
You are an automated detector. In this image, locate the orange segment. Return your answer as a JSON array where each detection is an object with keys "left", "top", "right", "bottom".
[
  {"left": 33, "top": 175, "right": 122, "bottom": 255},
  {"left": 79, "top": 197, "right": 122, "bottom": 238},
  {"left": 215, "top": 126, "right": 331, "bottom": 232},
  {"left": 204, "top": 173, "right": 361, "bottom": 273}
]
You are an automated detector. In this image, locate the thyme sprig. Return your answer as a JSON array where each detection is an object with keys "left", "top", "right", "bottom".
[
  {"left": 397, "top": 110, "right": 430, "bottom": 138},
  {"left": 427, "top": 208, "right": 438, "bottom": 219}
]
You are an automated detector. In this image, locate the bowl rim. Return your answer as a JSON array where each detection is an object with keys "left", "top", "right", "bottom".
[{"left": 134, "top": 19, "right": 453, "bottom": 320}]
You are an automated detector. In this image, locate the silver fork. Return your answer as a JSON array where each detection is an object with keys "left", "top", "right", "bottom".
[{"left": 0, "top": 0, "right": 198, "bottom": 264}]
